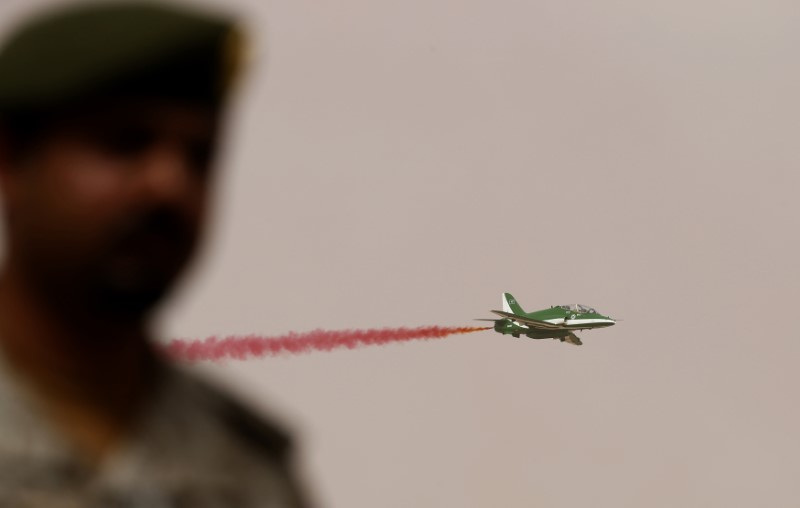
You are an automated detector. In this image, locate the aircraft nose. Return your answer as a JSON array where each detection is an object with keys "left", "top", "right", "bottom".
[{"left": 600, "top": 316, "right": 616, "bottom": 326}]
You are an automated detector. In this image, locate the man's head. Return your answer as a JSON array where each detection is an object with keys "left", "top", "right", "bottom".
[{"left": 0, "top": 2, "right": 242, "bottom": 320}]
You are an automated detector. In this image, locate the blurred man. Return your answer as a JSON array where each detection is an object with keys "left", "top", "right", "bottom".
[{"left": 0, "top": 2, "right": 309, "bottom": 506}]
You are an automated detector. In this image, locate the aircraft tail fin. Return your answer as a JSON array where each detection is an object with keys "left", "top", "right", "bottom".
[{"left": 502, "top": 293, "right": 525, "bottom": 315}]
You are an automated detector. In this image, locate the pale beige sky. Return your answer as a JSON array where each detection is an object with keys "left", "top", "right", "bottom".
[{"left": 2, "top": 1, "right": 799, "bottom": 506}]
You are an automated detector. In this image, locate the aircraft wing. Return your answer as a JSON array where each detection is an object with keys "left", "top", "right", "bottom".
[
  {"left": 561, "top": 332, "right": 582, "bottom": 346},
  {"left": 490, "top": 310, "right": 563, "bottom": 330}
]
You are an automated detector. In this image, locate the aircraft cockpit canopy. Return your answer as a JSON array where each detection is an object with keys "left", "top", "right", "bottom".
[{"left": 559, "top": 304, "right": 597, "bottom": 314}]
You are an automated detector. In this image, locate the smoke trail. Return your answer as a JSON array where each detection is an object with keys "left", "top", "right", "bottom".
[{"left": 165, "top": 325, "right": 490, "bottom": 362}]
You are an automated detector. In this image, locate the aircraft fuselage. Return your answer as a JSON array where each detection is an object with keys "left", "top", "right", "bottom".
[{"left": 485, "top": 294, "right": 616, "bottom": 344}]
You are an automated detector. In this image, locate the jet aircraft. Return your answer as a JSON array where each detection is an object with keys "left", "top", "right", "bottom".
[{"left": 479, "top": 293, "right": 616, "bottom": 346}]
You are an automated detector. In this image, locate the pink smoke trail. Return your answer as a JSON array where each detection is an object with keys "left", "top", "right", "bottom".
[{"left": 165, "top": 325, "right": 490, "bottom": 362}]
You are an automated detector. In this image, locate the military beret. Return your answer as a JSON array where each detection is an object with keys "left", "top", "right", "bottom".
[{"left": 0, "top": 1, "right": 242, "bottom": 113}]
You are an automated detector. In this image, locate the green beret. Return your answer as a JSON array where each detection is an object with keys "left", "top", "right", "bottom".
[{"left": 0, "top": 1, "right": 242, "bottom": 113}]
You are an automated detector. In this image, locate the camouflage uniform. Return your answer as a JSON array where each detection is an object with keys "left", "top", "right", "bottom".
[{"left": 0, "top": 358, "right": 309, "bottom": 507}]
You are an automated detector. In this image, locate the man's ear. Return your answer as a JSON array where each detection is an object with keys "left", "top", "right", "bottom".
[
  {"left": 0, "top": 126, "right": 12, "bottom": 179},
  {"left": 0, "top": 126, "right": 22, "bottom": 211},
  {"left": 0, "top": 126, "right": 11, "bottom": 180}
]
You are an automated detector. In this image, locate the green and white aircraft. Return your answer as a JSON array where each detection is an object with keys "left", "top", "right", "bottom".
[{"left": 479, "top": 293, "right": 616, "bottom": 346}]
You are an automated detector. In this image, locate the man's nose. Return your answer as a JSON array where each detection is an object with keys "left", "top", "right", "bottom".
[{"left": 138, "top": 143, "right": 201, "bottom": 206}]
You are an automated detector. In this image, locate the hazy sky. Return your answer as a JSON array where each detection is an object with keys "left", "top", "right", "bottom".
[{"left": 2, "top": 1, "right": 799, "bottom": 506}]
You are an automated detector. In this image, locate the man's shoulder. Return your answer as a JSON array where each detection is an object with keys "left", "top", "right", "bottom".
[
  {"left": 100, "top": 362, "right": 311, "bottom": 506},
  {"left": 154, "top": 363, "right": 293, "bottom": 462},
  {"left": 0, "top": 356, "right": 311, "bottom": 507}
]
